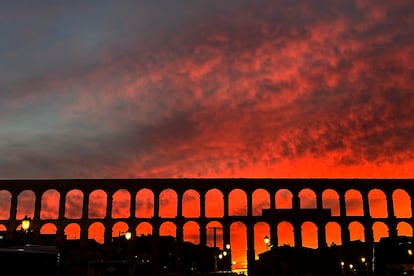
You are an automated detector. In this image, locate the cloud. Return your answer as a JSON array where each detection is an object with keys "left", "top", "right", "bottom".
[{"left": 0, "top": 0, "right": 413, "bottom": 179}]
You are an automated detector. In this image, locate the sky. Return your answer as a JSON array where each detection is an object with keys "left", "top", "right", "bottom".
[
  {"left": 1, "top": 1, "right": 414, "bottom": 271},
  {"left": 1, "top": 0, "right": 414, "bottom": 179}
]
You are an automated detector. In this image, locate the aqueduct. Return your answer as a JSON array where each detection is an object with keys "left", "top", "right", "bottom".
[{"left": 1, "top": 178, "right": 414, "bottom": 274}]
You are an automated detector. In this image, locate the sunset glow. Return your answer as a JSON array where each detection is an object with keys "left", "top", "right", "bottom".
[{"left": 1, "top": 0, "right": 414, "bottom": 272}]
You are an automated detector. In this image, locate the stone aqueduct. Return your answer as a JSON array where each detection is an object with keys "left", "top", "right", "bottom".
[{"left": 1, "top": 178, "right": 414, "bottom": 272}]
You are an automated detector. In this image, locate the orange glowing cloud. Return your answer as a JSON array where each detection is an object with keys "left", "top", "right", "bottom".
[{"left": 1, "top": 0, "right": 414, "bottom": 272}]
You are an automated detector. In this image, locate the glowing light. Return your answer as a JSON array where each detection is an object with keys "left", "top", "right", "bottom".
[
  {"left": 264, "top": 235, "right": 270, "bottom": 245},
  {"left": 21, "top": 216, "right": 31, "bottom": 233}
]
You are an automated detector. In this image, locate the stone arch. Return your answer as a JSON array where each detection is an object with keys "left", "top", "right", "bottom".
[
  {"left": 136, "top": 221, "right": 152, "bottom": 236},
  {"left": 159, "top": 189, "right": 177, "bottom": 218},
  {"left": 0, "top": 190, "right": 11, "bottom": 220},
  {"left": 112, "top": 221, "right": 130, "bottom": 237},
  {"left": 372, "top": 221, "right": 389, "bottom": 242},
  {"left": 205, "top": 189, "right": 224, "bottom": 218},
  {"left": 252, "top": 189, "right": 270, "bottom": 216},
  {"left": 160, "top": 221, "right": 176, "bottom": 237},
  {"left": 65, "top": 223, "right": 81, "bottom": 240},
  {"left": 183, "top": 221, "right": 200, "bottom": 244},
  {"left": 349, "top": 221, "right": 365, "bottom": 242},
  {"left": 397, "top": 221, "right": 413, "bottom": 237},
  {"left": 301, "top": 221, "right": 318, "bottom": 248},
  {"left": 368, "top": 189, "right": 387, "bottom": 218},
  {"left": 88, "top": 189, "right": 107, "bottom": 219},
  {"left": 345, "top": 189, "right": 364, "bottom": 216},
  {"left": 206, "top": 221, "right": 223, "bottom": 248},
  {"left": 325, "top": 221, "right": 342, "bottom": 245},
  {"left": 112, "top": 221, "right": 131, "bottom": 257},
  {"left": 88, "top": 222, "right": 105, "bottom": 244},
  {"left": 299, "top": 188, "right": 316, "bottom": 209},
  {"left": 112, "top": 189, "right": 130, "bottom": 219},
  {"left": 183, "top": 189, "right": 200, "bottom": 218},
  {"left": 393, "top": 189, "right": 412, "bottom": 218},
  {"left": 0, "top": 224, "right": 7, "bottom": 231},
  {"left": 17, "top": 190, "right": 35, "bottom": 219},
  {"left": 40, "top": 189, "right": 60, "bottom": 220},
  {"left": 254, "top": 221, "right": 270, "bottom": 257},
  {"left": 230, "top": 221, "right": 247, "bottom": 272},
  {"left": 277, "top": 221, "right": 294, "bottom": 247},
  {"left": 229, "top": 189, "right": 247, "bottom": 216},
  {"left": 322, "top": 189, "right": 340, "bottom": 216},
  {"left": 40, "top": 222, "right": 57, "bottom": 234},
  {"left": 275, "top": 189, "right": 293, "bottom": 209},
  {"left": 65, "top": 189, "right": 83, "bottom": 219},
  {"left": 136, "top": 188, "right": 154, "bottom": 218}
]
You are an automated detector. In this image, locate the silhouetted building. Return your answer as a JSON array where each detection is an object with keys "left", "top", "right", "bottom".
[
  {"left": 0, "top": 231, "right": 222, "bottom": 276},
  {"left": 374, "top": 236, "right": 414, "bottom": 275},
  {"left": 252, "top": 240, "right": 372, "bottom": 276},
  {"left": 0, "top": 244, "right": 62, "bottom": 276}
]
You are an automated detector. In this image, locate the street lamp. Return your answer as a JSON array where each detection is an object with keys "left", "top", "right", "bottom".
[
  {"left": 225, "top": 244, "right": 232, "bottom": 272},
  {"left": 125, "top": 231, "right": 132, "bottom": 241},
  {"left": 118, "top": 230, "right": 132, "bottom": 240},
  {"left": 264, "top": 235, "right": 270, "bottom": 251},
  {"left": 21, "top": 215, "right": 31, "bottom": 233},
  {"left": 361, "top": 256, "right": 368, "bottom": 275}
]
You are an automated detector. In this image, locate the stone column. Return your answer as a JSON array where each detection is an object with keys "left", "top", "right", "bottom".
[
  {"left": 223, "top": 222, "right": 230, "bottom": 249},
  {"left": 33, "top": 191, "right": 42, "bottom": 221},
  {"left": 106, "top": 192, "right": 113, "bottom": 219},
  {"left": 57, "top": 192, "right": 66, "bottom": 244},
  {"left": 339, "top": 193, "right": 347, "bottom": 217},
  {"left": 364, "top": 222, "right": 374, "bottom": 244},
  {"left": 80, "top": 193, "right": 89, "bottom": 247},
  {"left": 199, "top": 193, "right": 207, "bottom": 247},
  {"left": 200, "top": 192, "right": 206, "bottom": 218},
  {"left": 130, "top": 190, "right": 136, "bottom": 218},
  {"left": 340, "top": 221, "right": 350, "bottom": 246},
  {"left": 247, "top": 192, "right": 253, "bottom": 217},
  {"left": 223, "top": 192, "right": 229, "bottom": 218},
  {"left": 386, "top": 192, "right": 398, "bottom": 237},
  {"left": 246, "top": 223, "right": 255, "bottom": 276},
  {"left": 294, "top": 223, "right": 302, "bottom": 248},
  {"left": 316, "top": 191, "right": 323, "bottom": 210},
  {"left": 292, "top": 193, "right": 300, "bottom": 210},
  {"left": 270, "top": 192, "right": 276, "bottom": 209},
  {"left": 32, "top": 191, "right": 42, "bottom": 243},
  {"left": 199, "top": 220, "right": 207, "bottom": 247},
  {"left": 177, "top": 193, "right": 183, "bottom": 218},
  {"left": 175, "top": 221, "right": 184, "bottom": 273},
  {"left": 151, "top": 219, "right": 160, "bottom": 276},
  {"left": 270, "top": 223, "right": 278, "bottom": 248},
  {"left": 153, "top": 191, "right": 160, "bottom": 218},
  {"left": 8, "top": 194, "right": 18, "bottom": 240},
  {"left": 362, "top": 192, "right": 370, "bottom": 217},
  {"left": 317, "top": 222, "right": 326, "bottom": 248},
  {"left": 58, "top": 192, "right": 66, "bottom": 219}
]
